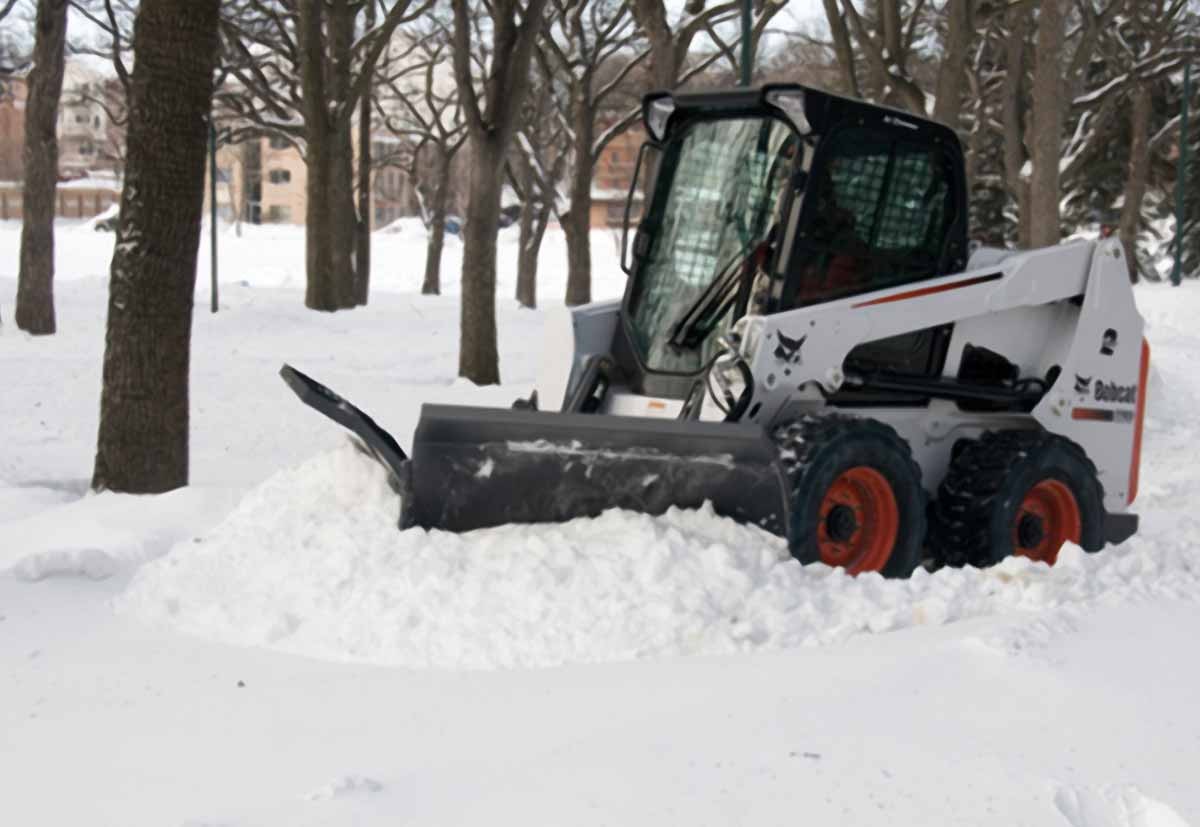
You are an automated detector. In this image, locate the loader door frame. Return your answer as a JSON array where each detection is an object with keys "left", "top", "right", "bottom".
[{"left": 776, "top": 110, "right": 969, "bottom": 403}]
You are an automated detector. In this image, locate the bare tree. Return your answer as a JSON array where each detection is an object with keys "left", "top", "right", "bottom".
[
  {"left": 0, "top": 0, "right": 20, "bottom": 22},
  {"left": 539, "top": 0, "right": 648, "bottom": 306},
  {"left": 15, "top": 0, "right": 68, "bottom": 336},
  {"left": 450, "top": 0, "right": 549, "bottom": 384},
  {"left": 92, "top": 0, "right": 221, "bottom": 493},
  {"left": 818, "top": 1, "right": 983, "bottom": 125},
  {"left": 376, "top": 17, "right": 467, "bottom": 296},
  {"left": 628, "top": 0, "right": 750, "bottom": 91},
  {"left": 220, "top": 0, "right": 428, "bottom": 311},
  {"left": 509, "top": 66, "right": 569, "bottom": 308},
  {"left": 1115, "top": 0, "right": 1191, "bottom": 281},
  {"left": 1026, "top": 0, "right": 1068, "bottom": 248}
]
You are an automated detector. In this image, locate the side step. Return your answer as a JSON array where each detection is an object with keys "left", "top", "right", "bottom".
[{"left": 279, "top": 364, "right": 410, "bottom": 486}]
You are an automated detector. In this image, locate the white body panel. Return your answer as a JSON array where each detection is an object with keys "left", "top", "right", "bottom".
[{"left": 539, "top": 238, "right": 1146, "bottom": 514}]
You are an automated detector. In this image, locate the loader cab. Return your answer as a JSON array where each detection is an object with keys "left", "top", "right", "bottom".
[{"left": 613, "top": 84, "right": 969, "bottom": 402}]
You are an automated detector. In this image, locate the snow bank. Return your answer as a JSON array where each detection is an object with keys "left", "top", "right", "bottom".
[
  {"left": 0, "top": 486, "right": 241, "bottom": 581},
  {"left": 117, "top": 444, "right": 1200, "bottom": 670}
]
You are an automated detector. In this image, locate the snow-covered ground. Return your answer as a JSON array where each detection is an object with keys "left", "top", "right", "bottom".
[{"left": 1, "top": 220, "right": 1198, "bottom": 825}]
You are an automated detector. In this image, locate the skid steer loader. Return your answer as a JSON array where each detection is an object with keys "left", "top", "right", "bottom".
[{"left": 282, "top": 84, "right": 1148, "bottom": 576}]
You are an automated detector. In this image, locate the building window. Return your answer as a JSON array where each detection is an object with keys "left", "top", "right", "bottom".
[
  {"left": 76, "top": 113, "right": 87, "bottom": 124},
  {"left": 268, "top": 169, "right": 291, "bottom": 185},
  {"left": 94, "top": 115, "right": 101, "bottom": 128},
  {"left": 267, "top": 205, "right": 292, "bottom": 222},
  {"left": 269, "top": 135, "right": 290, "bottom": 150}
]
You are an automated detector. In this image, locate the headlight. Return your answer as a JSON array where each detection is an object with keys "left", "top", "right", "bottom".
[{"left": 644, "top": 94, "right": 675, "bottom": 143}]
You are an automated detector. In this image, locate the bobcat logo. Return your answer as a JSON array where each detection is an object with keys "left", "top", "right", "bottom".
[
  {"left": 774, "top": 331, "right": 807, "bottom": 365},
  {"left": 1074, "top": 374, "right": 1092, "bottom": 394}
]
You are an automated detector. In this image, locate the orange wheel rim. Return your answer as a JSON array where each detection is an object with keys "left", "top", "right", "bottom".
[
  {"left": 1012, "top": 479, "right": 1081, "bottom": 565},
  {"left": 816, "top": 466, "right": 899, "bottom": 574}
]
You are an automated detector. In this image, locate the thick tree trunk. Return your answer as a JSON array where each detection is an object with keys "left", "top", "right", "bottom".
[
  {"left": 563, "top": 113, "right": 594, "bottom": 307},
  {"left": 354, "top": 0, "right": 373, "bottom": 306},
  {"left": 92, "top": 0, "right": 220, "bottom": 494},
  {"left": 1118, "top": 85, "right": 1151, "bottom": 284},
  {"left": 459, "top": 140, "right": 504, "bottom": 384},
  {"left": 299, "top": 0, "right": 355, "bottom": 311},
  {"left": 15, "top": 0, "right": 68, "bottom": 336},
  {"left": 1028, "top": 0, "right": 1066, "bottom": 250},
  {"left": 422, "top": 148, "right": 450, "bottom": 295}
]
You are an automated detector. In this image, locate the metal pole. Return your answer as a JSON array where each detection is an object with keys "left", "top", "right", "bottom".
[
  {"left": 740, "top": 0, "right": 752, "bottom": 86},
  {"left": 209, "top": 121, "right": 219, "bottom": 312},
  {"left": 1171, "top": 61, "right": 1190, "bottom": 287}
]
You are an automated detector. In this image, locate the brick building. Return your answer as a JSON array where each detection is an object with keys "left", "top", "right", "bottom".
[
  {"left": 590, "top": 126, "right": 645, "bottom": 229},
  {"left": 0, "top": 70, "right": 26, "bottom": 183}
]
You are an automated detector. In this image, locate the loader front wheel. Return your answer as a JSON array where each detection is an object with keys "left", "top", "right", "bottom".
[
  {"left": 928, "top": 430, "right": 1104, "bottom": 568},
  {"left": 774, "top": 416, "right": 925, "bottom": 578}
]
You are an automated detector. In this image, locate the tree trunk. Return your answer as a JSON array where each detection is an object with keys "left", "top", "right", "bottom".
[
  {"left": 931, "top": 0, "right": 973, "bottom": 128},
  {"left": 459, "top": 140, "right": 503, "bottom": 384},
  {"left": 422, "top": 148, "right": 450, "bottom": 295},
  {"left": 1118, "top": 84, "right": 1151, "bottom": 284},
  {"left": 516, "top": 197, "right": 548, "bottom": 309},
  {"left": 563, "top": 110, "right": 594, "bottom": 306},
  {"left": 15, "top": 0, "right": 68, "bottom": 336},
  {"left": 92, "top": 0, "right": 220, "bottom": 494},
  {"left": 1001, "top": 3, "right": 1030, "bottom": 247},
  {"left": 353, "top": 0, "right": 374, "bottom": 306},
  {"left": 820, "top": 0, "right": 860, "bottom": 97},
  {"left": 329, "top": 0, "right": 357, "bottom": 306},
  {"left": 299, "top": 0, "right": 355, "bottom": 311},
  {"left": 1028, "top": 0, "right": 1066, "bottom": 250}
]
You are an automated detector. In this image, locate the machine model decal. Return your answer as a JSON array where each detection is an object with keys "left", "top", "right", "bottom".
[
  {"left": 1101, "top": 328, "right": 1118, "bottom": 356},
  {"left": 1072, "top": 407, "right": 1134, "bottom": 424},
  {"left": 1074, "top": 375, "right": 1092, "bottom": 394},
  {"left": 850, "top": 272, "right": 1003, "bottom": 308}
]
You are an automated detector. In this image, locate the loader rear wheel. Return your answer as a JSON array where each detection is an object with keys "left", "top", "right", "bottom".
[
  {"left": 774, "top": 416, "right": 925, "bottom": 578},
  {"left": 929, "top": 430, "right": 1104, "bottom": 568}
]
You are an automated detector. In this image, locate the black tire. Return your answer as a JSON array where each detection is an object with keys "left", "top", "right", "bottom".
[
  {"left": 773, "top": 415, "right": 926, "bottom": 578},
  {"left": 929, "top": 429, "right": 1105, "bottom": 568}
]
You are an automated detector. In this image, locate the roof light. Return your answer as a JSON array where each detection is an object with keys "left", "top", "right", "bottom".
[{"left": 644, "top": 95, "right": 675, "bottom": 143}]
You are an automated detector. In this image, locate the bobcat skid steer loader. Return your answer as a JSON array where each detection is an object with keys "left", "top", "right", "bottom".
[{"left": 282, "top": 84, "right": 1149, "bottom": 577}]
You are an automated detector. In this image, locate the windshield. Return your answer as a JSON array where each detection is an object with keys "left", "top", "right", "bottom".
[{"left": 628, "top": 116, "right": 797, "bottom": 375}]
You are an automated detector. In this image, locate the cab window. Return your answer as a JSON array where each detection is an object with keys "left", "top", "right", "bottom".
[{"left": 791, "top": 127, "right": 953, "bottom": 306}]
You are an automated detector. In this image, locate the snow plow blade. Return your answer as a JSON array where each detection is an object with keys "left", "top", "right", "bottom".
[
  {"left": 405, "top": 405, "right": 791, "bottom": 535},
  {"left": 281, "top": 364, "right": 790, "bottom": 535}
]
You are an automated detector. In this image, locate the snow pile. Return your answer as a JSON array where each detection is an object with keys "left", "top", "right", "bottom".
[
  {"left": 0, "top": 486, "right": 241, "bottom": 581},
  {"left": 117, "top": 443, "right": 1200, "bottom": 670},
  {"left": 1055, "top": 784, "right": 1190, "bottom": 827}
]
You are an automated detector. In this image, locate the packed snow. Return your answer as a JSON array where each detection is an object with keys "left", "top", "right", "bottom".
[{"left": 2, "top": 219, "right": 1199, "bottom": 825}]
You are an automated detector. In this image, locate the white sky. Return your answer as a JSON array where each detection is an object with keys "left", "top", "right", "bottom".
[{"left": 1, "top": 0, "right": 830, "bottom": 54}]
